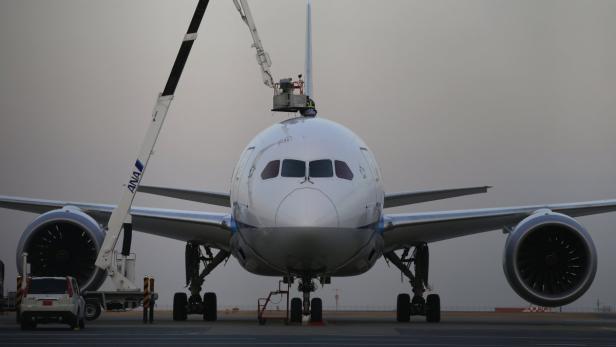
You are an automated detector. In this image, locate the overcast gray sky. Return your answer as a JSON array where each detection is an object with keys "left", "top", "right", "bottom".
[{"left": 1, "top": 0, "right": 615, "bottom": 310}]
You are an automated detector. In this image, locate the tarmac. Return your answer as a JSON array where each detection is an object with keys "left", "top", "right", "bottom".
[{"left": 0, "top": 310, "right": 615, "bottom": 346}]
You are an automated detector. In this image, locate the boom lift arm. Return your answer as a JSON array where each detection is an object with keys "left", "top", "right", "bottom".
[
  {"left": 233, "top": 0, "right": 276, "bottom": 89},
  {"left": 94, "top": 0, "right": 212, "bottom": 291}
]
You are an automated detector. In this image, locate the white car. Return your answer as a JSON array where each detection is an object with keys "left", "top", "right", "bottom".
[{"left": 19, "top": 276, "right": 86, "bottom": 330}]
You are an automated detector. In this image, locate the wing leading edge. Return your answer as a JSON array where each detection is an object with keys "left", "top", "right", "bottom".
[
  {"left": 138, "top": 185, "right": 230, "bottom": 207},
  {"left": 0, "top": 195, "right": 232, "bottom": 250},
  {"left": 384, "top": 186, "right": 491, "bottom": 208},
  {"left": 383, "top": 198, "right": 616, "bottom": 251}
]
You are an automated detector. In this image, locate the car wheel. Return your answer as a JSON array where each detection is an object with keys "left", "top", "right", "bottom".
[{"left": 85, "top": 299, "right": 102, "bottom": 321}]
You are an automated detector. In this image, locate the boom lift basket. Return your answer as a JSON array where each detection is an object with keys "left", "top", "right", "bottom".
[{"left": 272, "top": 77, "right": 316, "bottom": 116}]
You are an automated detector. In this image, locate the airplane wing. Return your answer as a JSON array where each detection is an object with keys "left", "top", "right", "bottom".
[
  {"left": 0, "top": 195, "right": 232, "bottom": 250},
  {"left": 383, "top": 199, "right": 616, "bottom": 251},
  {"left": 384, "top": 186, "right": 491, "bottom": 208},
  {"left": 138, "top": 185, "right": 230, "bottom": 207}
]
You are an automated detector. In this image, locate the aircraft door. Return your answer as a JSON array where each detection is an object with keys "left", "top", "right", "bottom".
[
  {"left": 232, "top": 147, "right": 255, "bottom": 223},
  {"left": 360, "top": 148, "right": 380, "bottom": 183},
  {"left": 237, "top": 147, "right": 256, "bottom": 203}
]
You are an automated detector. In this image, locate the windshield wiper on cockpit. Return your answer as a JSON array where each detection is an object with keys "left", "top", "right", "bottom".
[{"left": 300, "top": 176, "right": 314, "bottom": 184}]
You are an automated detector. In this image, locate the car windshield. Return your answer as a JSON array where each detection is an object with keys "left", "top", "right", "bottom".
[
  {"left": 309, "top": 160, "right": 333, "bottom": 178},
  {"left": 28, "top": 278, "right": 66, "bottom": 294},
  {"left": 281, "top": 159, "right": 305, "bottom": 177}
]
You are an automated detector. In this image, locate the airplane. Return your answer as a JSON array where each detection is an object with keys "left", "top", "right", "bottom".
[{"left": 2, "top": 0, "right": 616, "bottom": 324}]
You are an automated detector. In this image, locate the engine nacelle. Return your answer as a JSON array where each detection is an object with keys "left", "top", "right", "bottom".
[
  {"left": 16, "top": 207, "right": 107, "bottom": 292},
  {"left": 503, "top": 210, "right": 597, "bottom": 307}
]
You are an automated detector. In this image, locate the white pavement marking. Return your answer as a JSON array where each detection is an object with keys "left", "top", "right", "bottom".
[{"left": 0, "top": 343, "right": 518, "bottom": 346}]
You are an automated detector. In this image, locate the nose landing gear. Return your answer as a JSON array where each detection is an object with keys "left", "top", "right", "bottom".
[
  {"left": 289, "top": 277, "right": 323, "bottom": 323},
  {"left": 385, "top": 243, "right": 441, "bottom": 323}
]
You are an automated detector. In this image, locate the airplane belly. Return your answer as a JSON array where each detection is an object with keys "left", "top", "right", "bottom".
[{"left": 231, "top": 226, "right": 383, "bottom": 277}]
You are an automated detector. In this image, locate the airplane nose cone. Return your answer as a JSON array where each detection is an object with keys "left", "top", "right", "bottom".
[{"left": 276, "top": 188, "right": 339, "bottom": 227}]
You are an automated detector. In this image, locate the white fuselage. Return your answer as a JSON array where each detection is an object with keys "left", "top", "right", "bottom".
[{"left": 229, "top": 117, "right": 385, "bottom": 277}]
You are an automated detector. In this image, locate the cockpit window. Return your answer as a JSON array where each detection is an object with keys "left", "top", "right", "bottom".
[
  {"left": 281, "top": 159, "right": 305, "bottom": 177},
  {"left": 261, "top": 160, "right": 280, "bottom": 180},
  {"left": 309, "top": 160, "right": 333, "bottom": 178},
  {"left": 335, "top": 160, "right": 354, "bottom": 180}
]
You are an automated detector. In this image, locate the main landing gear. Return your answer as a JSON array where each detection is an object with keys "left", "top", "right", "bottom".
[
  {"left": 173, "top": 243, "right": 229, "bottom": 321},
  {"left": 385, "top": 243, "right": 441, "bottom": 323},
  {"left": 289, "top": 277, "right": 323, "bottom": 323}
]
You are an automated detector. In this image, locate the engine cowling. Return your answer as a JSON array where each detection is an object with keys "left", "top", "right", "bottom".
[
  {"left": 503, "top": 210, "right": 597, "bottom": 307},
  {"left": 16, "top": 207, "right": 107, "bottom": 292}
]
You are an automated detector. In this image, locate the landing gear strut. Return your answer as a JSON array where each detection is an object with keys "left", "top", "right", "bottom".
[
  {"left": 385, "top": 243, "right": 440, "bottom": 323},
  {"left": 289, "top": 277, "right": 322, "bottom": 323},
  {"left": 173, "top": 242, "right": 229, "bottom": 321}
]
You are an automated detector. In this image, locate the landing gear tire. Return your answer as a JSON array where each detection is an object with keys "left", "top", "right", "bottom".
[
  {"left": 426, "top": 294, "right": 441, "bottom": 323},
  {"left": 290, "top": 297, "right": 302, "bottom": 323},
  {"left": 396, "top": 293, "right": 411, "bottom": 322},
  {"left": 310, "top": 298, "right": 322, "bottom": 322},
  {"left": 203, "top": 292, "right": 217, "bottom": 321},
  {"left": 173, "top": 292, "right": 188, "bottom": 321},
  {"left": 85, "top": 299, "right": 102, "bottom": 321}
]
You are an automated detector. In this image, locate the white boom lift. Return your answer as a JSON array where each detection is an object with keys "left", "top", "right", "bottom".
[{"left": 94, "top": 0, "right": 212, "bottom": 291}]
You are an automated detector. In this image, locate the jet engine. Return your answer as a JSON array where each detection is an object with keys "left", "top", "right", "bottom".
[
  {"left": 16, "top": 207, "right": 107, "bottom": 292},
  {"left": 503, "top": 210, "right": 597, "bottom": 307}
]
